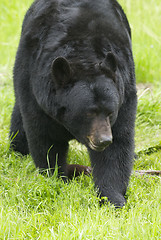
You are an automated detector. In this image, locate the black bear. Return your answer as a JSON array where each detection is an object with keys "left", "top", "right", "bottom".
[{"left": 10, "top": 0, "right": 137, "bottom": 207}]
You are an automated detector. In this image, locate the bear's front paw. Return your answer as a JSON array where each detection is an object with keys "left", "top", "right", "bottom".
[
  {"left": 66, "top": 164, "right": 92, "bottom": 179},
  {"left": 99, "top": 191, "right": 126, "bottom": 208}
]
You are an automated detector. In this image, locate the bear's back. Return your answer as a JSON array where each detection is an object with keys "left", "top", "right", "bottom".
[{"left": 21, "top": 0, "right": 131, "bottom": 46}]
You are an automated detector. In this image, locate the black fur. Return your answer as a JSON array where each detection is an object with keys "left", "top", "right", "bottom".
[{"left": 10, "top": 0, "right": 137, "bottom": 207}]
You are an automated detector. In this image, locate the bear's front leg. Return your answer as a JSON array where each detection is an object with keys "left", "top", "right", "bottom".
[
  {"left": 88, "top": 94, "right": 137, "bottom": 207},
  {"left": 21, "top": 110, "right": 70, "bottom": 177},
  {"left": 89, "top": 145, "right": 132, "bottom": 207},
  {"left": 28, "top": 134, "right": 69, "bottom": 177}
]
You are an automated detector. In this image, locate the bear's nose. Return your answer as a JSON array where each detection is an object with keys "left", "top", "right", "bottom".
[{"left": 98, "top": 135, "right": 113, "bottom": 148}]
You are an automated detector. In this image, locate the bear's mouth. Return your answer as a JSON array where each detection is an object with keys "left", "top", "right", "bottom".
[{"left": 87, "top": 137, "right": 107, "bottom": 152}]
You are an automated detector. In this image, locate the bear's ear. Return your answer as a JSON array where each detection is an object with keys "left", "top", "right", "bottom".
[
  {"left": 51, "top": 57, "right": 71, "bottom": 87},
  {"left": 103, "top": 52, "right": 117, "bottom": 73}
]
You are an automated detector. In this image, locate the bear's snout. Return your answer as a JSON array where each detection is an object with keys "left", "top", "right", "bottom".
[
  {"left": 87, "top": 116, "right": 113, "bottom": 151},
  {"left": 98, "top": 134, "right": 113, "bottom": 148},
  {"left": 87, "top": 133, "right": 112, "bottom": 152}
]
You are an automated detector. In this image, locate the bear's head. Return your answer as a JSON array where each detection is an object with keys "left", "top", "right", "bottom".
[{"left": 51, "top": 53, "right": 120, "bottom": 151}]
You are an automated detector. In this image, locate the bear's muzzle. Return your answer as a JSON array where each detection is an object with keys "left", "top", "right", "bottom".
[{"left": 87, "top": 116, "right": 113, "bottom": 151}]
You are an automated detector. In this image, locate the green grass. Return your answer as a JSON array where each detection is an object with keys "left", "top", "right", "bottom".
[
  {"left": 0, "top": 0, "right": 161, "bottom": 239},
  {"left": 121, "top": 0, "right": 161, "bottom": 84}
]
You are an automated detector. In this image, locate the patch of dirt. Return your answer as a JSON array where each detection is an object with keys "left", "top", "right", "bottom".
[{"left": 136, "top": 83, "right": 153, "bottom": 99}]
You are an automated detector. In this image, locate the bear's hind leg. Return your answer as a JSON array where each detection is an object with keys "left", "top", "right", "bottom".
[{"left": 10, "top": 103, "right": 29, "bottom": 155}]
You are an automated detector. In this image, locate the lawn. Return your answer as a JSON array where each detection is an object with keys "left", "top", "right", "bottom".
[{"left": 0, "top": 0, "right": 161, "bottom": 239}]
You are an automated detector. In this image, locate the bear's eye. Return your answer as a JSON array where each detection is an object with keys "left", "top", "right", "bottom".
[
  {"left": 86, "top": 112, "right": 96, "bottom": 118},
  {"left": 86, "top": 106, "right": 99, "bottom": 118},
  {"left": 86, "top": 111, "right": 98, "bottom": 118}
]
